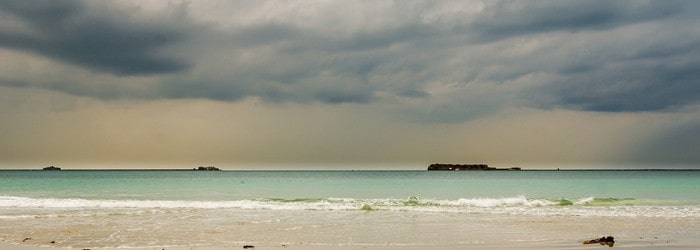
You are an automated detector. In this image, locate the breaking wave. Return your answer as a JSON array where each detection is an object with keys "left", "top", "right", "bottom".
[
  {"left": 0, "top": 195, "right": 678, "bottom": 209},
  {"left": 1, "top": 195, "right": 698, "bottom": 218}
]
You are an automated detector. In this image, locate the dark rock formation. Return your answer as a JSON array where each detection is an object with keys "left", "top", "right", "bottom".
[
  {"left": 427, "top": 164, "right": 522, "bottom": 171},
  {"left": 42, "top": 166, "right": 61, "bottom": 171},
  {"left": 193, "top": 166, "right": 220, "bottom": 171},
  {"left": 243, "top": 245, "right": 255, "bottom": 249},
  {"left": 583, "top": 236, "right": 615, "bottom": 247},
  {"left": 428, "top": 163, "right": 492, "bottom": 171}
]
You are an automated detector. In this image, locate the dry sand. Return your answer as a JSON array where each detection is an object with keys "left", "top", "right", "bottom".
[{"left": 3, "top": 237, "right": 700, "bottom": 250}]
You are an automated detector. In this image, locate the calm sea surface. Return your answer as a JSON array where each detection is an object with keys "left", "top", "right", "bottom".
[
  {"left": 1, "top": 170, "right": 699, "bottom": 203},
  {"left": 1, "top": 170, "right": 699, "bottom": 248}
]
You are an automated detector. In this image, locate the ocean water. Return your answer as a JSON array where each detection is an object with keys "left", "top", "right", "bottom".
[{"left": 1, "top": 170, "right": 700, "bottom": 248}]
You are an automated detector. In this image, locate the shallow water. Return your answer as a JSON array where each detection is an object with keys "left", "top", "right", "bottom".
[{"left": 1, "top": 170, "right": 699, "bottom": 248}]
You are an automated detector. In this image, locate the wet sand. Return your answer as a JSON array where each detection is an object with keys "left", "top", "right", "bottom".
[
  {"left": 3, "top": 235, "right": 700, "bottom": 250},
  {"left": 2, "top": 208, "right": 699, "bottom": 249}
]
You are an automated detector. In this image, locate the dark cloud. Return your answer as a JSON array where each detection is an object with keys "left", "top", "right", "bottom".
[
  {"left": 0, "top": 0, "right": 193, "bottom": 75},
  {"left": 532, "top": 27, "right": 700, "bottom": 112},
  {"left": 0, "top": 0, "right": 83, "bottom": 25},
  {"left": 550, "top": 62, "right": 700, "bottom": 112},
  {"left": 469, "top": 0, "right": 687, "bottom": 43},
  {"left": 2, "top": 0, "right": 700, "bottom": 117}
]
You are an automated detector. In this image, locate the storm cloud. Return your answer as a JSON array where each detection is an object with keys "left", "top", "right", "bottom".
[
  {"left": 0, "top": 0, "right": 193, "bottom": 75},
  {"left": 468, "top": 0, "right": 686, "bottom": 42},
  {"left": 2, "top": 0, "right": 700, "bottom": 116},
  {"left": 3, "top": 0, "right": 700, "bottom": 168}
]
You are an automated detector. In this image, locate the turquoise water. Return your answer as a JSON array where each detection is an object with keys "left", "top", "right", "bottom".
[
  {"left": 2, "top": 170, "right": 700, "bottom": 248},
  {"left": 1, "top": 170, "right": 699, "bottom": 208}
]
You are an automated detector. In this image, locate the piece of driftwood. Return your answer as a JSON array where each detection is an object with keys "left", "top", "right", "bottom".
[{"left": 583, "top": 236, "right": 615, "bottom": 247}]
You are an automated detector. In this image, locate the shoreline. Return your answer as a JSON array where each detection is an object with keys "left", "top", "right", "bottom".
[
  {"left": 4, "top": 237, "right": 700, "bottom": 250},
  {"left": 2, "top": 171, "right": 699, "bottom": 249},
  {"left": 3, "top": 212, "right": 699, "bottom": 250}
]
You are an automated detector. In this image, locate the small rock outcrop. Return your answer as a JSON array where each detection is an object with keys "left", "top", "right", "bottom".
[
  {"left": 428, "top": 163, "right": 492, "bottom": 171},
  {"left": 583, "top": 236, "right": 615, "bottom": 247},
  {"left": 193, "top": 166, "right": 220, "bottom": 171},
  {"left": 42, "top": 166, "right": 61, "bottom": 171},
  {"left": 427, "top": 163, "right": 522, "bottom": 171}
]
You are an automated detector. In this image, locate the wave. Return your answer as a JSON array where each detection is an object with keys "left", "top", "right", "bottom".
[
  {"left": 1, "top": 195, "right": 698, "bottom": 218},
  {"left": 256, "top": 196, "right": 637, "bottom": 208}
]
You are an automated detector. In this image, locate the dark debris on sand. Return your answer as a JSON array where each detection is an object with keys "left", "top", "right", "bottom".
[{"left": 584, "top": 236, "right": 615, "bottom": 247}]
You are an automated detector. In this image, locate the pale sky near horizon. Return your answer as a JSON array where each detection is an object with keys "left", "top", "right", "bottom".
[{"left": 2, "top": 0, "right": 700, "bottom": 169}]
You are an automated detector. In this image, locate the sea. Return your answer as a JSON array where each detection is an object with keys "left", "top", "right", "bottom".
[{"left": 1, "top": 170, "right": 699, "bottom": 249}]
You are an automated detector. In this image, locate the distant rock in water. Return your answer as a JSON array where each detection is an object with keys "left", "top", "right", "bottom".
[
  {"left": 428, "top": 163, "right": 491, "bottom": 171},
  {"left": 42, "top": 166, "right": 61, "bottom": 171},
  {"left": 194, "top": 166, "right": 220, "bottom": 171},
  {"left": 427, "top": 163, "right": 521, "bottom": 171}
]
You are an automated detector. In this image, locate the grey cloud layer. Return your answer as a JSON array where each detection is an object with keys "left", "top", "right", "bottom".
[
  {"left": 2, "top": 0, "right": 700, "bottom": 118},
  {"left": 0, "top": 0, "right": 193, "bottom": 75},
  {"left": 469, "top": 1, "right": 685, "bottom": 42}
]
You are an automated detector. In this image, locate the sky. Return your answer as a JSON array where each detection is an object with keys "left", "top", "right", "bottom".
[{"left": 1, "top": 0, "right": 700, "bottom": 169}]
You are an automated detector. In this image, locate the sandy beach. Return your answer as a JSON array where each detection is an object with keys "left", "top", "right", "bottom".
[
  {"left": 2, "top": 171, "right": 700, "bottom": 250},
  {"left": 3, "top": 212, "right": 700, "bottom": 250},
  {"left": 3, "top": 237, "right": 700, "bottom": 250}
]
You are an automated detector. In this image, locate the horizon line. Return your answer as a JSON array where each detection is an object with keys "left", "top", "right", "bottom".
[{"left": 2, "top": 168, "right": 700, "bottom": 171}]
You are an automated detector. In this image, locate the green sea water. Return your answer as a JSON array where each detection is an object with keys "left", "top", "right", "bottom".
[
  {"left": 2, "top": 170, "right": 700, "bottom": 248},
  {"left": 1, "top": 170, "right": 699, "bottom": 208}
]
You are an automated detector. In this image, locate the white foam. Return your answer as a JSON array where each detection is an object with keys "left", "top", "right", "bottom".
[
  {"left": 574, "top": 197, "right": 595, "bottom": 205},
  {"left": 443, "top": 195, "right": 556, "bottom": 207},
  {"left": 0, "top": 195, "right": 244, "bottom": 209},
  {"left": 0, "top": 195, "right": 356, "bottom": 210},
  {"left": 0, "top": 215, "right": 35, "bottom": 220},
  {"left": 1, "top": 195, "right": 699, "bottom": 218}
]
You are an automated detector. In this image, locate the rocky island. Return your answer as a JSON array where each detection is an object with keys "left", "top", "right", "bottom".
[
  {"left": 428, "top": 163, "right": 521, "bottom": 171},
  {"left": 42, "top": 166, "right": 61, "bottom": 171},
  {"left": 193, "top": 166, "right": 220, "bottom": 171}
]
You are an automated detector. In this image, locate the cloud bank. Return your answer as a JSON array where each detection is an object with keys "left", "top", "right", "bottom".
[
  {"left": 2, "top": 0, "right": 700, "bottom": 167},
  {"left": 2, "top": 0, "right": 699, "bottom": 118},
  {"left": 0, "top": 0, "right": 194, "bottom": 75}
]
